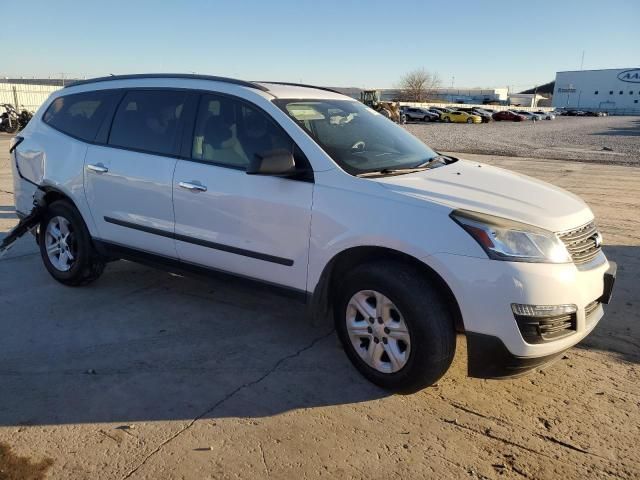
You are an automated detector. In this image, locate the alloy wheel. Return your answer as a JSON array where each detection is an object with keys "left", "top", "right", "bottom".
[
  {"left": 345, "top": 290, "right": 411, "bottom": 373},
  {"left": 45, "top": 216, "right": 76, "bottom": 272}
]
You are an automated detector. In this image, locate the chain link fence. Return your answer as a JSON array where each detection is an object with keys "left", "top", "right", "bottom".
[{"left": 0, "top": 83, "right": 62, "bottom": 111}]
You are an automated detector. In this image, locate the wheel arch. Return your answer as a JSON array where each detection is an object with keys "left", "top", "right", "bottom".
[
  {"left": 309, "top": 246, "right": 464, "bottom": 332},
  {"left": 35, "top": 184, "right": 99, "bottom": 238}
]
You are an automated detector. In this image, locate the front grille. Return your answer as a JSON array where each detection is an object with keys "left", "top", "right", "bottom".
[
  {"left": 514, "top": 312, "right": 577, "bottom": 344},
  {"left": 557, "top": 221, "right": 602, "bottom": 265},
  {"left": 585, "top": 300, "right": 600, "bottom": 321}
]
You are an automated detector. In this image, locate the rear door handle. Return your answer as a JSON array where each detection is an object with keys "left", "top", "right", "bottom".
[
  {"left": 87, "top": 164, "right": 109, "bottom": 173},
  {"left": 178, "top": 181, "right": 207, "bottom": 192}
]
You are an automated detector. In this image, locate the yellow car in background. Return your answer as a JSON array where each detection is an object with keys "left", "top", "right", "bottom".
[{"left": 441, "top": 110, "right": 482, "bottom": 124}]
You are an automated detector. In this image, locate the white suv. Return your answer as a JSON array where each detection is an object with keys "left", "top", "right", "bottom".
[{"left": 9, "top": 74, "right": 616, "bottom": 392}]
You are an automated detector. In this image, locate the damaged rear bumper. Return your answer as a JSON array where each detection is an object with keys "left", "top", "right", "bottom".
[{"left": 0, "top": 192, "right": 45, "bottom": 257}]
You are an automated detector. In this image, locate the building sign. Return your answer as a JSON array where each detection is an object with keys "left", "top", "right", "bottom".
[
  {"left": 618, "top": 69, "right": 640, "bottom": 83},
  {"left": 558, "top": 87, "right": 576, "bottom": 93}
]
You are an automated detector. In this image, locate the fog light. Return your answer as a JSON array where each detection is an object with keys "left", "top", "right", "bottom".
[{"left": 511, "top": 304, "right": 577, "bottom": 317}]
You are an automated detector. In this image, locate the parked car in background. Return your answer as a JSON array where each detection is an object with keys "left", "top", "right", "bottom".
[
  {"left": 10, "top": 74, "right": 615, "bottom": 392},
  {"left": 534, "top": 111, "right": 556, "bottom": 120},
  {"left": 441, "top": 110, "right": 482, "bottom": 124},
  {"left": 428, "top": 107, "right": 455, "bottom": 119},
  {"left": 403, "top": 107, "right": 439, "bottom": 122},
  {"left": 514, "top": 110, "right": 544, "bottom": 121},
  {"left": 459, "top": 108, "right": 492, "bottom": 123},
  {"left": 566, "top": 110, "right": 587, "bottom": 116},
  {"left": 492, "top": 110, "right": 526, "bottom": 122},
  {"left": 473, "top": 107, "right": 495, "bottom": 117},
  {"left": 584, "top": 111, "right": 607, "bottom": 117}
]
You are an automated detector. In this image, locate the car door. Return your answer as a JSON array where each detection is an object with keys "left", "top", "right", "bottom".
[
  {"left": 172, "top": 93, "right": 313, "bottom": 291},
  {"left": 84, "top": 89, "right": 192, "bottom": 258}
]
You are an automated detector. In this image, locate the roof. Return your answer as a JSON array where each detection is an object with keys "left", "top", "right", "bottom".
[
  {"left": 556, "top": 67, "right": 640, "bottom": 74},
  {"left": 63, "top": 74, "right": 350, "bottom": 100},
  {"left": 256, "top": 82, "right": 347, "bottom": 99}
]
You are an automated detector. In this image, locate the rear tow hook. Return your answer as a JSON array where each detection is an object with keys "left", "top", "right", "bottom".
[{"left": 0, "top": 206, "right": 43, "bottom": 259}]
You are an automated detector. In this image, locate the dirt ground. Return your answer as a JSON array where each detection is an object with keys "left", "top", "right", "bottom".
[
  {"left": 406, "top": 115, "right": 640, "bottom": 166},
  {"left": 0, "top": 130, "right": 639, "bottom": 479}
]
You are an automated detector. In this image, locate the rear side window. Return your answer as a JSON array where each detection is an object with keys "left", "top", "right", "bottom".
[
  {"left": 109, "top": 90, "right": 187, "bottom": 156},
  {"left": 43, "top": 91, "right": 116, "bottom": 142}
]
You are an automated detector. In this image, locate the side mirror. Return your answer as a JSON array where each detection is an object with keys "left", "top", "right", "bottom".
[{"left": 246, "top": 149, "right": 296, "bottom": 176}]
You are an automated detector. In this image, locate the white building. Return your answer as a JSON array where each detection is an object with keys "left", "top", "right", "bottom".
[
  {"left": 371, "top": 87, "right": 508, "bottom": 104},
  {"left": 553, "top": 68, "right": 640, "bottom": 113},
  {"left": 508, "top": 93, "right": 548, "bottom": 107}
]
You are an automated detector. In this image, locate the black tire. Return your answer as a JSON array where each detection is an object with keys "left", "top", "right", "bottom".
[
  {"left": 422, "top": 116, "right": 429, "bottom": 122},
  {"left": 467, "top": 118, "right": 473, "bottom": 124},
  {"left": 444, "top": 117, "right": 451, "bottom": 123},
  {"left": 334, "top": 261, "right": 456, "bottom": 393},
  {"left": 38, "top": 200, "right": 105, "bottom": 286}
]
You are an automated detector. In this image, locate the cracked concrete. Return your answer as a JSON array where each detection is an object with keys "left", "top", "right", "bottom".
[
  {"left": 1, "top": 132, "right": 639, "bottom": 479},
  {"left": 120, "top": 330, "right": 334, "bottom": 480}
]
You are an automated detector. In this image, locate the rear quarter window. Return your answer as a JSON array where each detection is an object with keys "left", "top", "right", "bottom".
[{"left": 43, "top": 91, "right": 117, "bottom": 142}]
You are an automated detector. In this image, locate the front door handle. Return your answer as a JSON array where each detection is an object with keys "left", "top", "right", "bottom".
[
  {"left": 178, "top": 181, "right": 207, "bottom": 192},
  {"left": 87, "top": 164, "right": 109, "bottom": 173}
]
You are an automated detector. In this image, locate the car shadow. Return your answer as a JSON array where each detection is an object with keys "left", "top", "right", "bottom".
[
  {"left": 591, "top": 119, "right": 640, "bottom": 137},
  {"left": 576, "top": 245, "right": 640, "bottom": 364},
  {"left": 0, "top": 239, "right": 636, "bottom": 427},
  {"left": 0, "top": 247, "right": 389, "bottom": 427}
]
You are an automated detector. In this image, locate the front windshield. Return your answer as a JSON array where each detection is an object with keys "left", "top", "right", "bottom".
[{"left": 273, "top": 99, "right": 440, "bottom": 175}]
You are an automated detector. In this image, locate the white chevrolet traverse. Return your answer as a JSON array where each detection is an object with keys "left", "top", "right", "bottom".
[{"left": 8, "top": 74, "right": 616, "bottom": 392}]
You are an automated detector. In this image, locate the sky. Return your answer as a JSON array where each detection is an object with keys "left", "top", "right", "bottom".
[{"left": 1, "top": 0, "right": 639, "bottom": 91}]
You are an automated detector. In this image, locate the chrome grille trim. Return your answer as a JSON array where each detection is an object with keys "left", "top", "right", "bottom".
[{"left": 557, "top": 221, "right": 602, "bottom": 265}]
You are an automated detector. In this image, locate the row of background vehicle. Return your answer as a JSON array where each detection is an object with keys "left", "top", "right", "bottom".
[{"left": 400, "top": 105, "right": 607, "bottom": 123}]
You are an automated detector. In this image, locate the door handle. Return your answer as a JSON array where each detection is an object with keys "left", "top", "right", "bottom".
[
  {"left": 178, "top": 181, "right": 207, "bottom": 192},
  {"left": 87, "top": 164, "right": 109, "bottom": 173}
]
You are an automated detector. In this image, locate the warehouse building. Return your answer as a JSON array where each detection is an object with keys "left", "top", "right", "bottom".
[
  {"left": 373, "top": 87, "right": 508, "bottom": 104},
  {"left": 553, "top": 68, "right": 640, "bottom": 114}
]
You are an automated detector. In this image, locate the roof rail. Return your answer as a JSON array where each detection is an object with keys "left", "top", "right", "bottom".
[
  {"left": 65, "top": 74, "right": 269, "bottom": 92},
  {"left": 256, "top": 81, "right": 343, "bottom": 95}
]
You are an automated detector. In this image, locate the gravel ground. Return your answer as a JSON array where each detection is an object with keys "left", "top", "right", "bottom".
[{"left": 405, "top": 116, "right": 640, "bottom": 166}]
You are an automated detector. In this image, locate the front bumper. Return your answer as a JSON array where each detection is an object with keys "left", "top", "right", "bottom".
[
  {"left": 467, "top": 262, "right": 617, "bottom": 378},
  {"left": 427, "top": 252, "right": 616, "bottom": 377}
]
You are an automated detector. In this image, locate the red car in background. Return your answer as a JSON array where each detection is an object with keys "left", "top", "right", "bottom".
[{"left": 492, "top": 111, "right": 526, "bottom": 122}]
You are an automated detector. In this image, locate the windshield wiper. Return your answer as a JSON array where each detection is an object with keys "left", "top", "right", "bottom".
[
  {"left": 356, "top": 167, "right": 430, "bottom": 178},
  {"left": 414, "top": 155, "right": 453, "bottom": 167},
  {"left": 355, "top": 155, "right": 456, "bottom": 178}
]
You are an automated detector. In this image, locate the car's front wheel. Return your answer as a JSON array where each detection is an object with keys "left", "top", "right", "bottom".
[
  {"left": 39, "top": 200, "right": 105, "bottom": 286},
  {"left": 334, "top": 261, "right": 456, "bottom": 393},
  {"left": 467, "top": 118, "right": 473, "bottom": 124}
]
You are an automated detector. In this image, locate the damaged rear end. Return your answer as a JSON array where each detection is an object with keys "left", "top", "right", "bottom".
[{"left": 1, "top": 136, "right": 45, "bottom": 256}]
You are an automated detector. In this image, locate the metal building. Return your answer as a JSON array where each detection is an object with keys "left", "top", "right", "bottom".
[{"left": 552, "top": 68, "right": 640, "bottom": 114}]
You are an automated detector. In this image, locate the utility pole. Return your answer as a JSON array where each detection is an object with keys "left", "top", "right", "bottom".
[{"left": 580, "top": 50, "right": 585, "bottom": 70}]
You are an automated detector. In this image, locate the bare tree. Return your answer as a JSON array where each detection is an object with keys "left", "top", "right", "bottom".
[{"left": 398, "top": 69, "right": 441, "bottom": 102}]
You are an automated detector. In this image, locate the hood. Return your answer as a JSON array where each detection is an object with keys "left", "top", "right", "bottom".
[{"left": 375, "top": 159, "right": 592, "bottom": 232}]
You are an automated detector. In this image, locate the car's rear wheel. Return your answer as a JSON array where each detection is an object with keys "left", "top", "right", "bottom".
[
  {"left": 444, "top": 117, "right": 450, "bottom": 123},
  {"left": 334, "top": 261, "right": 456, "bottom": 393},
  {"left": 422, "top": 116, "right": 429, "bottom": 122},
  {"left": 39, "top": 200, "right": 105, "bottom": 286}
]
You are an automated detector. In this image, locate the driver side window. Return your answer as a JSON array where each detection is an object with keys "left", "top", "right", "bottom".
[{"left": 192, "top": 95, "right": 293, "bottom": 170}]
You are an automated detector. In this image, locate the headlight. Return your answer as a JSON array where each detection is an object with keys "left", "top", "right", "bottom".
[{"left": 450, "top": 210, "right": 571, "bottom": 263}]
